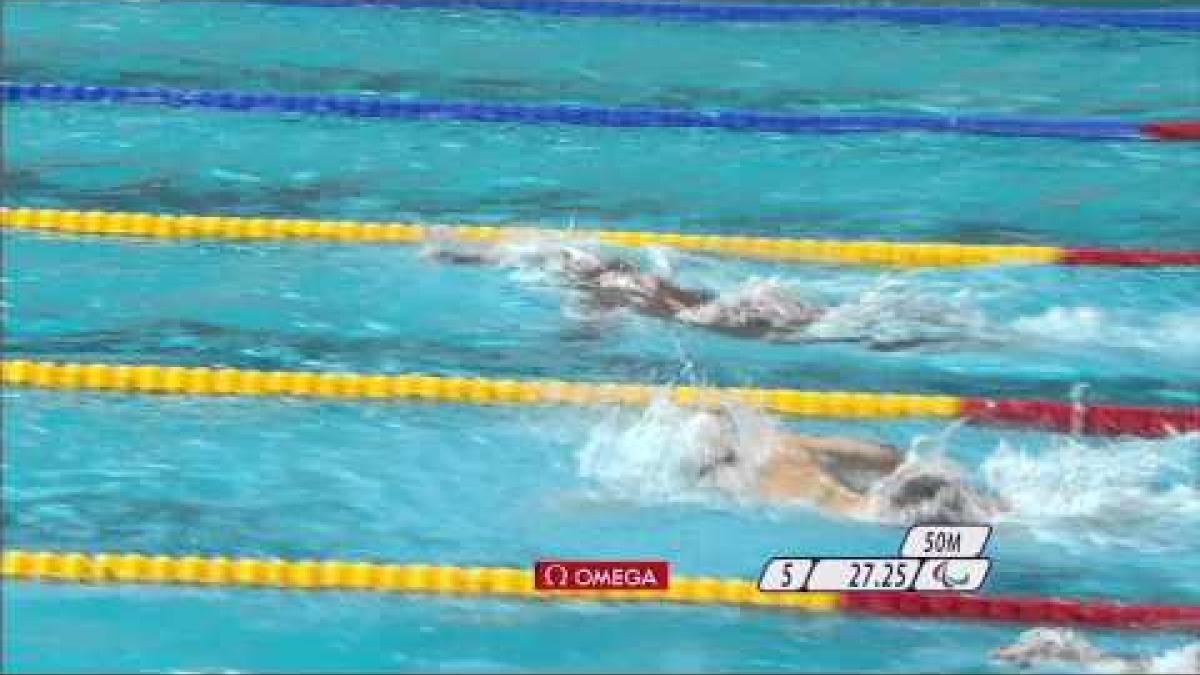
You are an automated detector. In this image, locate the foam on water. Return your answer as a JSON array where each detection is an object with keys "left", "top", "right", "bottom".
[
  {"left": 1010, "top": 307, "right": 1200, "bottom": 365},
  {"left": 982, "top": 432, "right": 1200, "bottom": 552},
  {"left": 802, "top": 276, "right": 989, "bottom": 348},
  {"left": 1147, "top": 643, "right": 1200, "bottom": 675},
  {"left": 675, "top": 276, "right": 825, "bottom": 339},
  {"left": 992, "top": 628, "right": 1200, "bottom": 675},
  {"left": 577, "top": 396, "right": 777, "bottom": 505},
  {"left": 668, "top": 258, "right": 1199, "bottom": 362}
]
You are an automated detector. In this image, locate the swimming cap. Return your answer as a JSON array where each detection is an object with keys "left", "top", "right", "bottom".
[{"left": 872, "top": 464, "right": 996, "bottom": 525}]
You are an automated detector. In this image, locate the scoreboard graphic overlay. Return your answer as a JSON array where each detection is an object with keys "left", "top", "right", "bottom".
[{"left": 759, "top": 525, "right": 992, "bottom": 593}]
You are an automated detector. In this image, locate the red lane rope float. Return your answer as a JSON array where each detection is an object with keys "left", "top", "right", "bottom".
[
  {"left": 1143, "top": 121, "right": 1200, "bottom": 141},
  {"left": 960, "top": 399, "right": 1200, "bottom": 438},
  {"left": 843, "top": 592, "right": 1200, "bottom": 632},
  {"left": 1062, "top": 248, "right": 1200, "bottom": 267}
]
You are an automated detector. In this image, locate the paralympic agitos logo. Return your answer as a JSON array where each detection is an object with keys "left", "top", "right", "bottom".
[{"left": 930, "top": 560, "right": 974, "bottom": 589}]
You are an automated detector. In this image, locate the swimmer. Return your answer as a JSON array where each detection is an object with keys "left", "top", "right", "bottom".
[
  {"left": 426, "top": 239, "right": 827, "bottom": 338},
  {"left": 993, "top": 628, "right": 1200, "bottom": 674},
  {"left": 674, "top": 278, "right": 826, "bottom": 340},
  {"left": 426, "top": 239, "right": 711, "bottom": 313},
  {"left": 568, "top": 256, "right": 717, "bottom": 319},
  {"left": 689, "top": 408, "right": 1004, "bottom": 524}
]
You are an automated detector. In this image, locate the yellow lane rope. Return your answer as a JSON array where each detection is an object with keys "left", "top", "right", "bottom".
[
  {"left": 1, "top": 360, "right": 963, "bottom": 418},
  {"left": 2, "top": 551, "right": 840, "bottom": 612},
  {"left": 1, "top": 207, "right": 1064, "bottom": 267},
  {"left": 10, "top": 550, "right": 1197, "bottom": 631}
]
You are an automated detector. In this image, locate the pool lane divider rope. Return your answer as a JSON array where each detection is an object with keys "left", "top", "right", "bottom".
[
  {"left": 257, "top": 1, "right": 1200, "bottom": 31},
  {"left": 4, "top": 360, "right": 1196, "bottom": 438},
  {"left": 7, "top": 83, "right": 1199, "bottom": 142},
  {"left": 4, "top": 551, "right": 1197, "bottom": 632},
  {"left": 8, "top": 208, "right": 1200, "bottom": 268}
]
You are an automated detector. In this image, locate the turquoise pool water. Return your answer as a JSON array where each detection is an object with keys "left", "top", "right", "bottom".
[{"left": 3, "top": 1, "right": 1199, "bottom": 672}]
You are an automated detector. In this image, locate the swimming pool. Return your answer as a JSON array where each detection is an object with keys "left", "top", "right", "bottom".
[{"left": 3, "top": 1, "right": 1199, "bottom": 672}]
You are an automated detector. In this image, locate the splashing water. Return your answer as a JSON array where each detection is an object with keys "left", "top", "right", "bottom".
[
  {"left": 992, "top": 627, "right": 1109, "bottom": 669},
  {"left": 803, "top": 277, "right": 990, "bottom": 348},
  {"left": 642, "top": 245, "right": 677, "bottom": 278},
  {"left": 675, "top": 276, "right": 824, "bottom": 338},
  {"left": 421, "top": 231, "right": 616, "bottom": 286},
  {"left": 988, "top": 624, "right": 1195, "bottom": 672},
  {"left": 577, "top": 397, "right": 779, "bottom": 504},
  {"left": 1010, "top": 307, "right": 1200, "bottom": 365},
  {"left": 1148, "top": 643, "right": 1200, "bottom": 675},
  {"left": 992, "top": 628, "right": 1199, "bottom": 675},
  {"left": 982, "top": 433, "right": 1200, "bottom": 551},
  {"left": 672, "top": 274, "right": 992, "bottom": 349}
]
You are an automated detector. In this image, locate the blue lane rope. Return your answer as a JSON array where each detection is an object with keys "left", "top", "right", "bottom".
[
  {"left": 3, "top": 82, "right": 1149, "bottom": 141},
  {"left": 256, "top": 1, "right": 1200, "bottom": 30}
]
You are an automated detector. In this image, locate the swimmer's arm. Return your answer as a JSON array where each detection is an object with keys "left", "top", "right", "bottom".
[
  {"left": 424, "top": 249, "right": 498, "bottom": 265},
  {"left": 758, "top": 454, "right": 871, "bottom": 517},
  {"left": 779, "top": 434, "right": 902, "bottom": 473},
  {"left": 668, "top": 286, "right": 714, "bottom": 310},
  {"left": 650, "top": 277, "right": 713, "bottom": 311},
  {"left": 814, "top": 476, "right": 872, "bottom": 516}
]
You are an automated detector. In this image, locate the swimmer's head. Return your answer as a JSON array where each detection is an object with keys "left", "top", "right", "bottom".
[
  {"left": 682, "top": 407, "right": 744, "bottom": 489},
  {"left": 873, "top": 464, "right": 999, "bottom": 525}
]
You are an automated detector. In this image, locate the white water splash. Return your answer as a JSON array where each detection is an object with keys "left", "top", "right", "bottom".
[
  {"left": 1011, "top": 307, "right": 1200, "bottom": 363},
  {"left": 993, "top": 628, "right": 1199, "bottom": 674},
  {"left": 642, "top": 245, "right": 677, "bottom": 278},
  {"left": 676, "top": 276, "right": 824, "bottom": 338},
  {"left": 671, "top": 275, "right": 991, "bottom": 348},
  {"left": 577, "top": 397, "right": 779, "bottom": 504},
  {"left": 982, "top": 433, "right": 1200, "bottom": 551},
  {"left": 803, "top": 277, "right": 990, "bottom": 348},
  {"left": 1146, "top": 643, "right": 1200, "bottom": 675}
]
